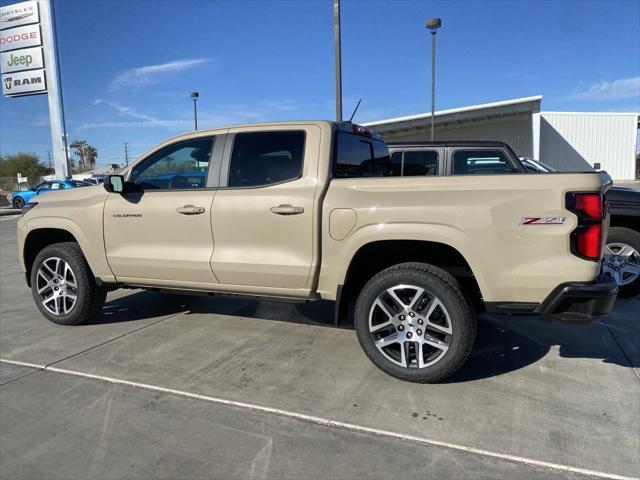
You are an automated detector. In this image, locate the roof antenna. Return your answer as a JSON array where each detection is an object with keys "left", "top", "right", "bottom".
[{"left": 348, "top": 99, "right": 362, "bottom": 123}]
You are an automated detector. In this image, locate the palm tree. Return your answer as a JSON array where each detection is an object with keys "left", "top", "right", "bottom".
[
  {"left": 69, "top": 140, "right": 87, "bottom": 171},
  {"left": 85, "top": 146, "right": 97, "bottom": 169}
]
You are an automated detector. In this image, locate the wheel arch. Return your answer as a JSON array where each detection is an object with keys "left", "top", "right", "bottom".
[
  {"left": 335, "top": 239, "right": 485, "bottom": 324},
  {"left": 21, "top": 217, "right": 114, "bottom": 286},
  {"left": 23, "top": 228, "right": 80, "bottom": 286}
]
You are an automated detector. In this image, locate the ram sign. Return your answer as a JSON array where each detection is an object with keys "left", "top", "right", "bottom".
[{"left": 1, "top": 67, "right": 46, "bottom": 96}]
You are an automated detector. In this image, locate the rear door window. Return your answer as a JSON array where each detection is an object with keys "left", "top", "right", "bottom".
[
  {"left": 228, "top": 131, "right": 305, "bottom": 188},
  {"left": 452, "top": 150, "right": 516, "bottom": 175}
]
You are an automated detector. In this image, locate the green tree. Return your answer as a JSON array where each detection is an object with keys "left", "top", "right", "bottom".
[
  {"left": 0, "top": 153, "right": 48, "bottom": 185},
  {"left": 85, "top": 145, "right": 98, "bottom": 170},
  {"left": 69, "top": 140, "right": 88, "bottom": 172}
]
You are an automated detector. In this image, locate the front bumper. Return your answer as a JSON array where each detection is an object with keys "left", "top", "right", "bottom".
[{"left": 535, "top": 278, "right": 618, "bottom": 323}]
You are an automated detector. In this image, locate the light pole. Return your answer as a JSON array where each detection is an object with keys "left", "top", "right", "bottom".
[
  {"left": 334, "top": 0, "right": 342, "bottom": 122},
  {"left": 190, "top": 91, "right": 199, "bottom": 130},
  {"left": 426, "top": 17, "right": 441, "bottom": 141}
]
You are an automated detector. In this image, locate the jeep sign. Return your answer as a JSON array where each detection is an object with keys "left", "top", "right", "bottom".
[
  {"left": 0, "top": 23, "right": 41, "bottom": 52},
  {"left": 1, "top": 67, "right": 46, "bottom": 96},
  {"left": 0, "top": 45, "right": 43, "bottom": 73},
  {"left": 0, "top": 1, "right": 39, "bottom": 31}
]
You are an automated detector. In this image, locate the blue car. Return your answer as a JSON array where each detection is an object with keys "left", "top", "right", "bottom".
[{"left": 10, "top": 180, "right": 92, "bottom": 209}]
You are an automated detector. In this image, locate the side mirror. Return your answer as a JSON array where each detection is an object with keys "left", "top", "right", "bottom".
[{"left": 104, "top": 175, "right": 124, "bottom": 193}]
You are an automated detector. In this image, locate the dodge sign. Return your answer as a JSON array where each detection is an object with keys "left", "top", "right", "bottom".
[{"left": 0, "top": 23, "right": 41, "bottom": 52}]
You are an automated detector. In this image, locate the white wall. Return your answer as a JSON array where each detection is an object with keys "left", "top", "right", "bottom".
[
  {"left": 540, "top": 112, "right": 638, "bottom": 180},
  {"left": 383, "top": 116, "right": 534, "bottom": 157}
]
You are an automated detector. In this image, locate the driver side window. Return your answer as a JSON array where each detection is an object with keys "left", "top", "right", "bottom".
[{"left": 131, "top": 137, "right": 214, "bottom": 190}]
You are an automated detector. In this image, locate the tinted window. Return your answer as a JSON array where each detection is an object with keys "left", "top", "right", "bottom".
[
  {"left": 452, "top": 150, "right": 515, "bottom": 175},
  {"left": 71, "top": 180, "right": 92, "bottom": 187},
  {"left": 228, "top": 131, "right": 305, "bottom": 187},
  {"left": 132, "top": 138, "right": 214, "bottom": 189},
  {"left": 390, "top": 152, "right": 403, "bottom": 176},
  {"left": 37, "top": 183, "right": 51, "bottom": 191},
  {"left": 50, "top": 182, "right": 62, "bottom": 190},
  {"left": 334, "top": 132, "right": 391, "bottom": 178}
]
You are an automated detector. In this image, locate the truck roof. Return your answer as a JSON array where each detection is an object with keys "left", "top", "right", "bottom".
[
  {"left": 161, "top": 121, "right": 382, "bottom": 143},
  {"left": 387, "top": 140, "right": 511, "bottom": 148}
]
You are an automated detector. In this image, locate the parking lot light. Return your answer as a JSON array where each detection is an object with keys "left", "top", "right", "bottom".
[
  {"left": 190, "top": 91, "right": 199, "bottom": 131},
  {"left": 425, "top": 17, "right": 441, "bottom": 141}
]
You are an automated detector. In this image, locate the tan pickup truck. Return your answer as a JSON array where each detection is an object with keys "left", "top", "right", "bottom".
[{"left": 16, "top": 121, "right": 617, "bottom": 382}]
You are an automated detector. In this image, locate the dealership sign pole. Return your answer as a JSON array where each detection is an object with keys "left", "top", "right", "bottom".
[{"left": 1, "top": 0, "right": 71, "bottom": 179}]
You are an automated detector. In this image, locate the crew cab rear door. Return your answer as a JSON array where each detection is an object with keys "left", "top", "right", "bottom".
[
  {"left": 104, "top": 133, "right": 226, "bottom": 286},
  {"left": 210, "top": 125, "right": 321, "bottom": 291}
]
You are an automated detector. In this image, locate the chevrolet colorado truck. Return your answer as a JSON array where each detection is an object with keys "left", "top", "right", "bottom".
[{"left": 17, "top": 121, "right": 617, "bottom": 382}]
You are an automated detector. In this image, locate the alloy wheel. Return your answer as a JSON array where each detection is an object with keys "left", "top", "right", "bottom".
[
  {"left": 368, "top": 284, "right": 452, "bottom": 368},
  {"left": 36, "top": 257, "right": 78, "bottom": 316}
]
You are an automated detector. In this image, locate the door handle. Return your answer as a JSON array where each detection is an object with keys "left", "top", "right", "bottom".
[
  {"left": 176, "top": 205, "right": 205, "bottom": 215},
  {"left": 270, "top": 204, "right": 304, "bottom": 215}
]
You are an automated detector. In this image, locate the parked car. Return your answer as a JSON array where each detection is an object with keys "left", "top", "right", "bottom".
[
  {"left": 520, "top": 157, "right": 640, "bottom": 297},
  {"left": 82, "top": 177, "right": 106, "bottom": 186},
  {"left": 17, "top": 123, "right": 617, "bottom": 383},
  {"left": 10, "top": 180, "right": 93, "bottom": 209}
]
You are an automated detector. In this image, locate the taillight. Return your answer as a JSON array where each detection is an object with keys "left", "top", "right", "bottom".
[{"left": 566, "top": 192, "right": 605, "bottom": 261}]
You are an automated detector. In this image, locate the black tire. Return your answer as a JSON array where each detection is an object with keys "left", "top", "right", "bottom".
[
  {"left": 30, "top": 242, "right": 107, "bottom": 325},
  {"left": 12, "top": 196, "right": 24, "bottom": 209},
  {"left": 354, "top": 262, "right": 476, "bottom": 383},
  {"left": 605, "top": 227, "right": 640, "bottom": 298}
]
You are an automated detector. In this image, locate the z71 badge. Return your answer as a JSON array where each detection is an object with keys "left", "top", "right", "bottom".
[{"left": 519, "top": 216, "right": 566, "bottom": 225}]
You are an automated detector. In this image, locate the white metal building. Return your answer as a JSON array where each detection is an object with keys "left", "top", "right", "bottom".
[{"left": 365, "top": 96, "right": 640, "bottom": 180}]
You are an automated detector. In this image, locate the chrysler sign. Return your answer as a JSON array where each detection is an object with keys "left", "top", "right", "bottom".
[{"left": 0, "top": 1, "right": 39, "bottom": 31}]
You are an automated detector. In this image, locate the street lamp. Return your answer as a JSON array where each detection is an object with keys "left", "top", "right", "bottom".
[
  {"left": 426, "top": 17, "right": 441, "bottom": 141},
  {"left": 190, "top": 91, "right": 199, "bottom": 130}
]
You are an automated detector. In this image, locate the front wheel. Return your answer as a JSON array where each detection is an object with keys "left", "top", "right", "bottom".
[
  {"left": 354, "top": 262, "right": 476, "bottom": 383},
  {"left": 30, "top": 242, "right": 107, "bottom": 325},
  {"left": 12, "top": 197, "right": 24, "bottom": 209}
]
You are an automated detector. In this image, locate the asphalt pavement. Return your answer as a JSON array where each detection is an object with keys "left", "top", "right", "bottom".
[{"left": 0, "top": 215, "right": 638, "bottom": 480}]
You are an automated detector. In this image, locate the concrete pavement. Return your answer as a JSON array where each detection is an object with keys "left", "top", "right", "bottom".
[{"left": 1, "top": 217, "right": 638, "bottom": 479}]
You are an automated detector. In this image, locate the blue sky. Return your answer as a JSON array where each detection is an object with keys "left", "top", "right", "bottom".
[{"left": 1, "top": 0, "right": 639, "bottom": 167}]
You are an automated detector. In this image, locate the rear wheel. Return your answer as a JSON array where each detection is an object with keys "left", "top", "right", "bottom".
[
  {"left": 30, "top": 242, "right": 107, "bottom": 325},
  {"left": 603, "top": 227, "right": 640, "bottom": 297},
  {"left": 12, "top": 197, "right": 24, "bottom": 209},
  {"left": 354, "top": 262, "right": 476, "bottom": 383}
]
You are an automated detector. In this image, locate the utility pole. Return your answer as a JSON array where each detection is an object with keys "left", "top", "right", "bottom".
[
  {"left": 46, "top": 151, "right": 52, "bottom": 171},
  {"left": 333, "top": 0, "right": 342, "bottom": 122},
  {"left": 124, "top": 143, "right": 129, "bottom": 167}
]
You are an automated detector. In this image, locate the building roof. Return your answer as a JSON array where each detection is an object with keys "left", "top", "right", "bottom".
[{"left": 364, "top": 95, "right": 543, "bottom": 135}]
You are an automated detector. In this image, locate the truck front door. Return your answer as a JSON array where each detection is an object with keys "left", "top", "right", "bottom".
[{"left": 104, "top": 135, "right": 225, "bottom": 286}]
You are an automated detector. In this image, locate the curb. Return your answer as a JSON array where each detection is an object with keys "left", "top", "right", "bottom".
[{"left": 0, "top": 209, "right": 20, "bottom": 216}]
